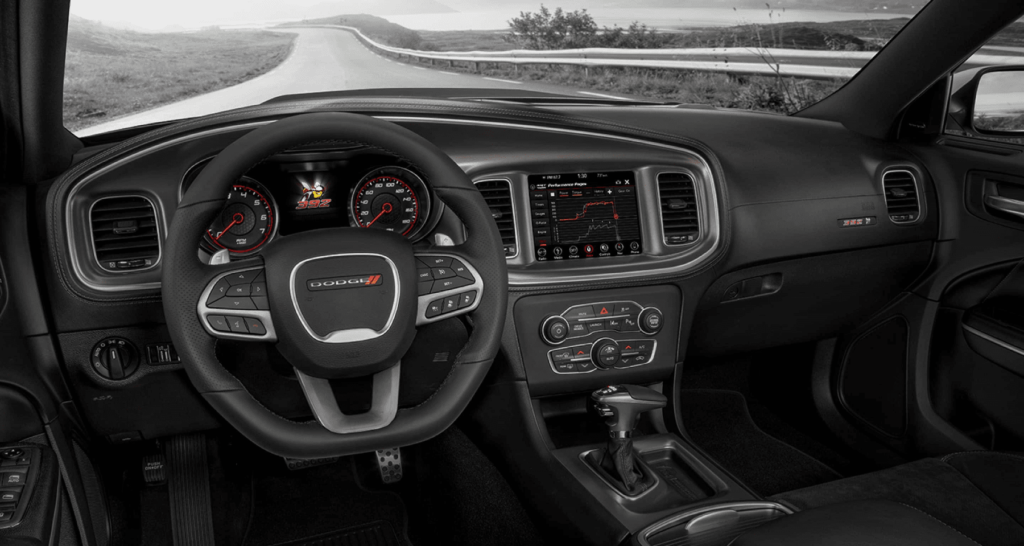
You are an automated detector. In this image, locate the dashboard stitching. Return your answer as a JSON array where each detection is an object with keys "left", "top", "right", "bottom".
[{"left": 51, "top": 99, "right": 731, "bottom": 304}]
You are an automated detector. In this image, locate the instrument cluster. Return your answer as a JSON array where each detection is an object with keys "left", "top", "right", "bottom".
[{"left": 182, "top": 151, "right": 437, "bottom": 258}]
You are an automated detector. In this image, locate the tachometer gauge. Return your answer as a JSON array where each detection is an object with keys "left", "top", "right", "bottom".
[
  {"left": 205, "top": 177, "right": 278, "bottom": 255},
  {"left": 350, "top": 166, "right": 430, "bottom": 239}
]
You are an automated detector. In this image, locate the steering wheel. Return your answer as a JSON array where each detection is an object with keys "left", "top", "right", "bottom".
[{"left": 161, "top": 113, "right": 508, "bottom": 458}]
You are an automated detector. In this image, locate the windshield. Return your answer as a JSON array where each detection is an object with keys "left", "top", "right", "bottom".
[{"left": 67, "top": 1, "right": 934, "bottom": 136}]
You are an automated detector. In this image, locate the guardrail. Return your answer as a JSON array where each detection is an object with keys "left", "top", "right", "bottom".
[{"left": 311, "top": 25, "right": 865, "bottom": 80}]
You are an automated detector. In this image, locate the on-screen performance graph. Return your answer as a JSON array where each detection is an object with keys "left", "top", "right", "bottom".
[{"left": 527, "top": 171, "right": 643, "bottom": 261}]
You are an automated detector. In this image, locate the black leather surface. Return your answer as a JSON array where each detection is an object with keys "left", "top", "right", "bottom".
[
  {"left": 162, "top": 112, "right": 507, "bottom": 456},
  {"left": 733, "top": 500, "right": 979, "bottom": 546}
]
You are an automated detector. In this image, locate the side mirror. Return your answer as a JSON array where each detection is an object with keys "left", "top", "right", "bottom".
[{"left": 973, "top": 69, "right": 1024, "bottom": 134}]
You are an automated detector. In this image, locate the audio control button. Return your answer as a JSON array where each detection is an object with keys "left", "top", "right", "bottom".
[{"left": 541, "top": 316, "right": 570, "bottom": 345}]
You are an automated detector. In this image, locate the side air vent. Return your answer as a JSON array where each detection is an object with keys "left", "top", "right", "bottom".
[
  {"left": 882, "top": 170, "right": 920, "bottom": 224},
  {"left": 475, "top": 179, "right": 518, "bottom": 258},
  {"left": 657, "top": 172, "right": 700, "bottom": 244},
  {"left": 90, "top": 196, "right": 161, "bottom": 272}
]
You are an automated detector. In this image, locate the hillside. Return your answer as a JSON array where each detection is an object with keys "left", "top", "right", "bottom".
[{"left": 64, "top": 16, "right": 295, "bottom": 131}]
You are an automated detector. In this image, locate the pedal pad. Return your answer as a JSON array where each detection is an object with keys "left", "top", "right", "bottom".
[
  {"left": 283, "top": 456, "right": 338, "bottom": 471},
  {"left": 375, "top": 448, "right": 403, "bottom": 484},
  {"left": 165, "top": 434, "right": 215, "bottom": 546},
  {"left": 141, "top": 453, "right": 167, "bottom": 486}
]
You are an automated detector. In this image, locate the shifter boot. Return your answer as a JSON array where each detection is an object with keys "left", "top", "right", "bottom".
[{"left": 586, "top": 437, "right": 655, "bottom": 495}]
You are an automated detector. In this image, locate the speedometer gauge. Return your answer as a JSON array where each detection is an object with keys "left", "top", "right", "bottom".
[
  {"left": 205, "top": 177, "right": 277, "bottom": 255},
  {"left": 350, "top": 166, "right": 430, "bottom": 239}
]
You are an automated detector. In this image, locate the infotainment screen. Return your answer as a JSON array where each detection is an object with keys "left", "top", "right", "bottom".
[{"left": 527, "top": 171, "right": 642, "bottom": 261}]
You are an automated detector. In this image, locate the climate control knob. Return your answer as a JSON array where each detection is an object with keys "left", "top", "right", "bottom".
[
  {"left": 541, "top": 316, "right": 570, "bottom": 345},
  {"left": 592, "top": 338, "right": 621, "bottom": 369},
  {"left": 639, "top": 307, "right": 664, "bottom": 335}
]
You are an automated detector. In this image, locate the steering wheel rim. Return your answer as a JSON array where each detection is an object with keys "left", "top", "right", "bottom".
[{"left": 161, "top": 113, "right": 508, "bottom": 458}]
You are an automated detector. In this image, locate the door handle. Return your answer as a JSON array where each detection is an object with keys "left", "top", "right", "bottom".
[{"left": 985, "top": 195, "right": 1024, "bottom": 220}]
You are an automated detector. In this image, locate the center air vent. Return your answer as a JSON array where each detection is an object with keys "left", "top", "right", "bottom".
[
  {"left": 475, "top": 180, "right": 518, "bottom": 258},
  {"left": 657, "top": 172, "right": 700, "bottom": 244},
  {"left": 90, "top": 196, "right": 160, "bottom": 272},
  {"left": 882, "top": 170, "right": 920, "bottom": 224}
]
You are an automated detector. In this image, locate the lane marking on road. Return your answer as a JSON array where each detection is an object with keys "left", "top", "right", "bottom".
[
  {"left": 439, "top": 71, "right": 460, "bottom": 76},
  {"left": 577, "top": 91, "right": 631, "bottom": 101},
  {"left": 413, "top": 66, "right": 426, "bottom": 70},
  {"left": 483, "top": 77, "right": 523, "bottom": 85}
]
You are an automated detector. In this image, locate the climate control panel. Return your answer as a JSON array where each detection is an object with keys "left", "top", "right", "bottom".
[{"left": 514, "top": 287, "right": 680, "bottom": 395}]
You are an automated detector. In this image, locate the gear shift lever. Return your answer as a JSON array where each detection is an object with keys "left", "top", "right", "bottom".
[{"left": 586, "top": 385, "right": 667, "bottom": 495}]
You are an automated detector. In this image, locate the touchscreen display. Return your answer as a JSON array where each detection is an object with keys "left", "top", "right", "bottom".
[{"left": 527, "top": 171, "right": 642, "bottom": 261}]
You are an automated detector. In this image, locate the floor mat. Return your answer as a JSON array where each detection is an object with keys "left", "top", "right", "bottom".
[
  {"left": 272, "top": 521, "right": 402, "bottom": 546},
  {"left": 678, "top": 389, "right": 842, "bottom": 496},
  {"left": 240, "top": 458, "right": 409, "bottom": 546}
]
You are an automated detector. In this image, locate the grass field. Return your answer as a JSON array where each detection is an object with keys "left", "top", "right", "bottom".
[{"left": 64, "top": 16, "right": 295, "bottom": 131}]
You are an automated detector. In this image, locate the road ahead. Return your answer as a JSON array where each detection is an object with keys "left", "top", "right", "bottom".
[{"left": 77, "top": 28, "right": 616, "bottom": 136}]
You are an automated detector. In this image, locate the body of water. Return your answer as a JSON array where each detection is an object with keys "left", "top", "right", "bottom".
[{"left": 384, "top": 7, "right": 910, "bottom": 31}]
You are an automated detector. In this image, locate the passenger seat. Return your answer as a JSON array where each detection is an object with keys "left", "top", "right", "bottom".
[{"left": 738, "top": 452, "right": 1024, "bottom": 546}]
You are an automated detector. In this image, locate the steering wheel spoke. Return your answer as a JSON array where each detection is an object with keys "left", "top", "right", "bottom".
[
  {"left": 294, "top": 364, "right": 401, "bottom": 434},
  {"left": 414, "top": 253, "right": 484, "bottom": 326},
  {"left": 197, "top": 265, "right": 277, "bottom": 341}
]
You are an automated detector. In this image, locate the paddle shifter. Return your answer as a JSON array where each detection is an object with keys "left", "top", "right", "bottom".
[{"left": 586, "top": 385, "right": 667, "bottom": 496}]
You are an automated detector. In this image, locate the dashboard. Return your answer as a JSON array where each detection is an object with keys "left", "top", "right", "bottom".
[{"left": 44, "top": 99, "right": 942, "bottom": 441}]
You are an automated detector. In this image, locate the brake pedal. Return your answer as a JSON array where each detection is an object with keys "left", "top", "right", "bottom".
[{"left": 375, "top": 448, "right": 403, "bottom": 484}]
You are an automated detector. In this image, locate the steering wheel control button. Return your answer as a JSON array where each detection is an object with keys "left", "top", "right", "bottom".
[
  {"left": 431, "top": 276, "right": 473, "bottom": 293},
  {"left": 426, "top": 299, "right": 445, "bottom": 319},
  {"left": 251, "top": 282, "right": 267, "bottom": 296},
  {"left": 442, "top": 296, "right": 459, "bottom": 313},
  {"left": 207, "top": 315, "right": 231, "bottom": 332},
  {"left": 418, "top": 256, "right": 452, "bottom": 268},
  {"left": 416, "top": 269, "right": 432, "bottom": 282},
  {"left": 431, "top": 267, "right": 456, "bottom": 280},
  {"left": 451, "top": 260, "right": 475, "bottom": 280},
  {"left": 458, "top": 291, "right": 477, "bottom": 309},
  {"left": 252, "top": 297, "right": 270, "bottom": 310},
  {"left": 417, "top": 281, "right": 434, "bottom": 296},
  {"left": 227, "top": 316, "right": 248, "bottom": 334},
  {"left": 228, "top": 270, "right": 262, "bottom": 285},
  {"left": 541, "top": 316, "right": 570, "bottom": 345},
  {"left": 639, "top": 308, "right": 664, "bottom": 335},
  {"left": 210, "top": 297, "right": 256, "bottom": 310},
  {"left": 207, "top": 278, "right": 232, "bottom": 304},
  {"left": 228, "top": 285, "right": 251, "bottom": 297},
  {"left": 246, "top": 318, "right": 268, "bottom": 336}
]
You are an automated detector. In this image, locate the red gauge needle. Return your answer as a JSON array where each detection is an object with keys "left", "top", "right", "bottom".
[
  {"left": 366, "top": 203, "right": 393, "bottom": 227},
  {"left": 216, "top": 213, "right": 244, "bottom": 241}
]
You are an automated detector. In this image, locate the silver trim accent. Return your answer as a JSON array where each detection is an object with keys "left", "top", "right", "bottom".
[
  {"left": 197, "top": 267, "right": 277, "bottom": 342},
  {"left": 637, "top": 501, "right": 793, "bottom": 546},
  {"left": 578, "top": 448, "right": 661, "bottom": 500},
  {"left": 289, "top": 253, "right": 401, "bottom": 343},
  {"left": 65, "top": 116, "right": 720, "bottom": 291},
  {"left": 963, "top": 324, "right": 1024, "bottom": 357},
  {"left": 88, "top": 194, "right": 163, "bottom": 274},
  {"left": 295, "top": 364, "right": 400, "bottom": 434},
  {"left": 882, "top": 168, "right": 922, "bottom": 225},
  {"left": 655, "top": 171, "right": 702, "bottom": 246},
  {"left": 985, "top": 194, "right": 1024, "bottom": 220},
  {"left": 473, "top": 178, "right": 519, "bottom": 259},
  {"left": 415, "top": 254, "right": 484, "bottom": 326}
]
